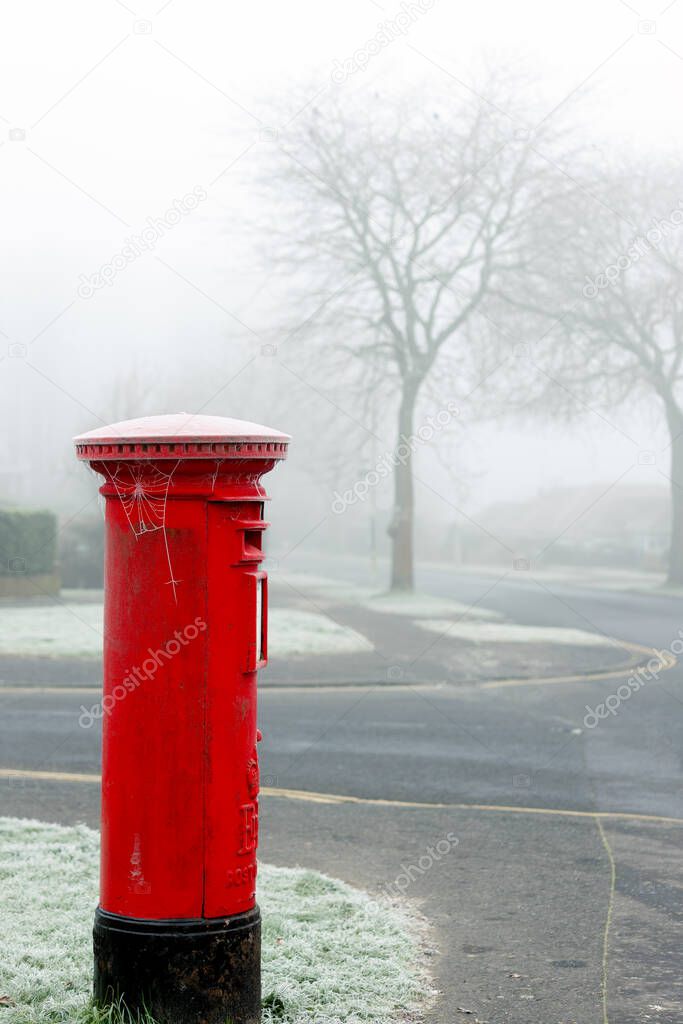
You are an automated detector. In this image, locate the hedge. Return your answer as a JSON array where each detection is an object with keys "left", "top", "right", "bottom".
[
  {"left": 59, "top": 517, "right": 104, "bottom": 588},
  {"left": 0, "top": 508, "right": 57, "bottom": 576}
]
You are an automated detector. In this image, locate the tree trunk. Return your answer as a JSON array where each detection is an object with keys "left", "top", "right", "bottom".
[
  {"left": 666, "top": 402, "right": 683, "bottom": 584},
  {"left": 388, "top": 380, "right": 419, "bottom": 591}
]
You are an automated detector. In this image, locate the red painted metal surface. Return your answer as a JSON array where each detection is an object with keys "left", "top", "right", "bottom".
[{"left": 74, "top": 414, "right": 289, "bottom": 921}]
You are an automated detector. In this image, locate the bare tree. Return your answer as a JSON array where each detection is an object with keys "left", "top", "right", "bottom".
[
  {"left": 266, "top": 84, "right": 567, "bottom": 590},
  {"left": 505, "top": 166, "right": 683, "bottom": 582}
]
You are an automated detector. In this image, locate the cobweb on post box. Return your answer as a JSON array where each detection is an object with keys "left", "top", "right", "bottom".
[{"left": 103, "top": 460, "right": 182, "bottom": 603}]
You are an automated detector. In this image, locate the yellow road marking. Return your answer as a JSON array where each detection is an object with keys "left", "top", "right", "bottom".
[
  {"left": 2, "top": 768, "right": 681, "bottom": 826},
  {"left": 0, "top": 687, "right": 102, "bottom": 696},
  {"left": 0, "top": 640, "right": 674, "bottom": 698},
  {"left": 260, "top": 643, "right": 674, "bottom": 693},
  {"left": 596, "top": 818, "right": 616, "bottom": 1024},
  {"left": 0, "top": 768, "right": 101, "bottom": 784},
  {"left": 480, "top": 642, "right": 676, "bottom": 690},
  {"left": 264, "top": 683, "right": 443, "bottom": 694},
  {"left": 261, "top": 785, "right": 683, "bottom": 825},
  {"left": 0, "top": 683, "right": 444, "bottom": 697}
]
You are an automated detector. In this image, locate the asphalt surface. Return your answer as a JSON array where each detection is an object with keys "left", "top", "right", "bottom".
[{"left": 2, "top": 558, "right": 683, "bottom": 1023}]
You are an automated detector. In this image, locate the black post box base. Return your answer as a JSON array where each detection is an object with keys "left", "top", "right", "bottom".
[{"left": 93, "top": 905, "right": 261, "bottom": 1024}]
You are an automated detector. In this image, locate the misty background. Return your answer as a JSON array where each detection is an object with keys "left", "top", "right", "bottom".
[{"left": 2, "top": 0, "right": 682, "bottom": 582}]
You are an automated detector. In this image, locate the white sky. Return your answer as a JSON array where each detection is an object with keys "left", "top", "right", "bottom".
[{"left": 1, "top": 0, "right": 681, "bottom": 513}]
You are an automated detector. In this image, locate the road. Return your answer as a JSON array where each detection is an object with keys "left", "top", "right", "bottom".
[{"left": 2, "top": 560, "right": 683, "bottom": 1023}]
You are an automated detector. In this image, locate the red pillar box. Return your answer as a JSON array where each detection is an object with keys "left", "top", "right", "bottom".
[{"left": 74, "top": 413, "right": 289, "bottom": 1024}]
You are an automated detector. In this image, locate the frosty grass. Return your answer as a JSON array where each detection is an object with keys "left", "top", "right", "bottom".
[
  {"left": 0, "top": 604, "right": 372, "bottom": 659},
  {"left": 0, "top": 818, "right": 428, "bottom": 1024},
  {"left": 414, "top": 619, "right": 618, "bottom": 646}
]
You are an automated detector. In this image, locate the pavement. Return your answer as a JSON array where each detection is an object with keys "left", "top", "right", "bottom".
[
  {"left": 0, "top": 580, "right": 646, "bottom": 689},
  {"left": 444, "top": 562, "right": 683, "bottom": 600},
  {"left": 1, "top": 557, "right": 683, "bottom": 1023}
]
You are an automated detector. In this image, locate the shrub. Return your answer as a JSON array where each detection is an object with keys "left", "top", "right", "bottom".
[
  {"left": 0, "top": 508, "right": 57, "bottom": 576},
  {"left": 59, "top": 517, "right": 104, "bottom": 588}
]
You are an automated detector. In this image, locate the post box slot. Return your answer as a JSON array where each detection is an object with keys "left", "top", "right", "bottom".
[
  {"left": 255, "top": 577, "right": 264, "bottom": 663},
  {"left": 243, "top": 530, "right": 262, "bottom": 559},
  {"left": 245, "top": 573, "right": 267, "bottom": 671}
]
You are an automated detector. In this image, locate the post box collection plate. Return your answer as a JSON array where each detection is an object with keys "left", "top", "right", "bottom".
[{"left": 75, "top": 413, "right": 289, "bottom": 1024}]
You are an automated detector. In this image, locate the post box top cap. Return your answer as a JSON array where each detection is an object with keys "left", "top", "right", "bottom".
[{"left": 74, "top": 413, "right": 290, "bottom": 461}]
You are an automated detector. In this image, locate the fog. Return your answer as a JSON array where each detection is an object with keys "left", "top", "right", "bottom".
[
  {"left": 6, "top": 12, "right": 683, "bottom": 1018},
  {"left": 3, "top": 0, "right": 683, "bottom": 578}
]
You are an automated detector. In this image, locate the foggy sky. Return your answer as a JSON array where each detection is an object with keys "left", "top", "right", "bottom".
[{"left": 1, "top": 0, "right": 679, "bottom": 525}]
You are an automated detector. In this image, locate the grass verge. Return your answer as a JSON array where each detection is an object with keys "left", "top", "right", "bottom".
[{"left": 0, "top": 818, "right": 430, "bottom": 1024}]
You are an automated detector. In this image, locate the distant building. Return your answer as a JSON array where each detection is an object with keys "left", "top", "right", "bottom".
[{"left": 450, "top": 484, "right": 670, "bottom": 569}]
